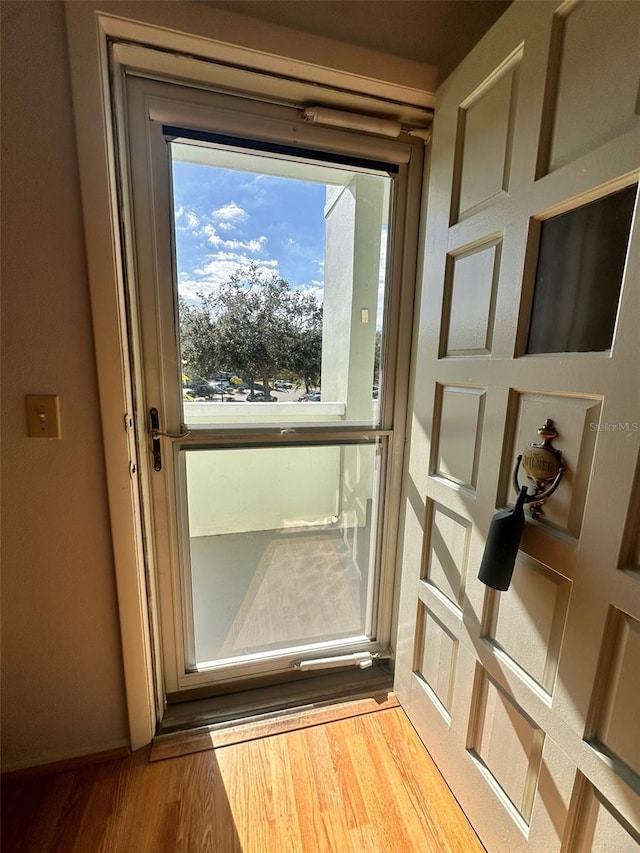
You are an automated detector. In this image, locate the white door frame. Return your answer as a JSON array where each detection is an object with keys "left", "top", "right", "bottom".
[{"left": 64, "top": 1, "right": 434, "bottom": 748}]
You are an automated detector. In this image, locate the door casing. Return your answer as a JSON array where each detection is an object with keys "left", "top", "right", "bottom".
[{"left": 66, "top": 1, "right": 430, "bottom": 732}]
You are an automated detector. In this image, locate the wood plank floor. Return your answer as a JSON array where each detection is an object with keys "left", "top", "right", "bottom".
[{"left": 1, "top": 707, "right": 484, "bottom": 852}]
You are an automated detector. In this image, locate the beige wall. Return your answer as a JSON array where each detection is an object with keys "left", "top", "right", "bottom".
[{"left": 1, "top": 1, "right": 129, "bottom": 771}]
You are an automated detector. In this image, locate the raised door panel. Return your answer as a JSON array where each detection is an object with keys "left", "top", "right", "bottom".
[
  {"left": 431, "top": 385, "right": 486, "bottom": 492},
  {"left": 539, "top": 0, "right": 640, "bottom": 175},
  {"left": 453, "top": 51, "right": 521, "bottom": 221},
  {"left": 441, "top": 238, "right": 501, "bottom": 357},
  {"left": 483, "top": 554, "right": 571, "bottom": 695}
]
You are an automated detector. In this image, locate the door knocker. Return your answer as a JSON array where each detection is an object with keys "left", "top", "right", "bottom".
[
  {"left": 478, "top": 419, "right": 566, "bottom": 591},
  {"left": 513, "top": 419, "right": 565, "bottom": 519}
]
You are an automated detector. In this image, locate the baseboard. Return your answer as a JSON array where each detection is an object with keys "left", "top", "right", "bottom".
[{"left": 1, "top": 746, "right": 131, "bottom": 782}]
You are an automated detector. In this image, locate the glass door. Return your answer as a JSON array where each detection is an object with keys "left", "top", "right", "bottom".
[
  {"left": 172, "top": 137, "right": 390, "bottom": 433},
  {"left": 123, "top": 77, "right": 421, "bottom": 696},
  {"left": 183, "top": 441, "right": 384, "bottom": 671}
]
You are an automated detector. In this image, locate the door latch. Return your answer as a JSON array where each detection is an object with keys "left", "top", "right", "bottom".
[
  {"left": 149, "top": 407, "right": 162, "bottom": 472},
  {"left": 148, "top": 408, "right": 191, "bottom": 472}
]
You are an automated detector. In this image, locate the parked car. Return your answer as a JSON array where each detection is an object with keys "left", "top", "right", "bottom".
[
  {"left": 274, "top": 380, "right": 293, "bottom": 391},
  {"left": 299, "top": 391, "right": 321, "bottom": 402},
  {"left": 247, "top": 391, "right": 278, "bottom": 402},
  {"left": 190, "top": 383, "right": 216, "bottom": 399}
]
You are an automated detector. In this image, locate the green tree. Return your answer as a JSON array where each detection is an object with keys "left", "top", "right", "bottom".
[
  {"left": 288, "top": 292, "right": 323, "bottom": 392},
  {"left": 179, "top": 265, "right": 322, "bottom": 399},
  {"left": 179, "top": 295, "right": 218, "bottom": 383},
  {"left": 374, "top": 330, "right": 382, "bottom": 386}
]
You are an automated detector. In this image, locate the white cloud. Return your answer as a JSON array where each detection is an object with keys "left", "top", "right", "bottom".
[
  {"left": 297, "top": 282, "right": 324, "bottom": 303},
  {"left": 178, "top": 277, "right": 223, "bottom": 305},
  {"left": 174, "top": 207, "right": 201, "bottom": 232},
  {"left": 195, "top": 251, "right": 278, "bottom": 276},
  {"left": 244, "top": 179, "right": 269, "bottom": 207},
  {"left": 199, "top": 226, "right": 267, "bottom": 254},
  {"left": 178, "top": 250, "right": 281, "bottom": 303},
  {"left": 212, "top": 201, "right": 247, "bottom": 225},
  {"left": 202, "top": 224, "right": 222, "bottom": 247},
  {"left": 223, "top": 236, "right": 268, "bottom": 253}
]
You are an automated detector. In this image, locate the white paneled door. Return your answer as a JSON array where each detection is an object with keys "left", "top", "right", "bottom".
[{"left": 394, "top": 1, "right": 640, "bottom": 851}]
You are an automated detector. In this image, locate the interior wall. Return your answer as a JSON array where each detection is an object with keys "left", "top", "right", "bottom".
[
  {"left": 0, "top": 1, "right": 129, "bottom": 771},
  {"left": 205, "top": 0, "right": 512, "bottom": 82}
]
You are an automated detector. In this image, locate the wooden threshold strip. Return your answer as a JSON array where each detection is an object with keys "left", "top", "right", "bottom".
[{"left": 150, "top": 690, "right": 399, "bottom": 762}]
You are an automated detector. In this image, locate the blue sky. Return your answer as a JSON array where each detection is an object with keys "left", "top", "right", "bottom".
[{"left": 172, "top": 160, "right": 327, "bottom": 305}]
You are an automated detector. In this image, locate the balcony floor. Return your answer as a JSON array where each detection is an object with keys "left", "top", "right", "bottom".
[{"left": 191, "top": 526, "right": 369, "bottom": 664}]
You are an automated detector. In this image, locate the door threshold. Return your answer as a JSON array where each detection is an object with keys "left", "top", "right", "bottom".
[
  {"left": 152, "top": 682, "right": 396, "bottom": 762},
  {"left": 157, "top": 664, "right": 393, "bottom": 737}
]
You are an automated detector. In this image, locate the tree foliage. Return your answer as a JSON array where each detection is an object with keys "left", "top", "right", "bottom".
[{"left": 179, "top": 265, "right": 322, "bottom": 397}]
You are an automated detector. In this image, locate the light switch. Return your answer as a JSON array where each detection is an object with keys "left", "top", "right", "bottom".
[{"left": 26, "top": 394, "right": 61, "bottom": 439}]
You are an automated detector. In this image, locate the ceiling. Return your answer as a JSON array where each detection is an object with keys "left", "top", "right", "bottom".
[{"left": 205, "top": 1, "right": 512, "bottom": 82}]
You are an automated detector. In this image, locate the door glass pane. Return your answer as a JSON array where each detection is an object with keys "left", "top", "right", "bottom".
[
  {"left": 526, "top": 184, "right": 637, "bottom": 354},
  {"left": 182, "top": 441, "right": 382, "bottom": 668},
  {"left": 170, "top": 140, "right": 392, "bottom": 429}
]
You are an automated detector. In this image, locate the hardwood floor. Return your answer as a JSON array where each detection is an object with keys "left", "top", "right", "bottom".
[{"left": 2, "top": 707, "right": 484, "bottom": 852}]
